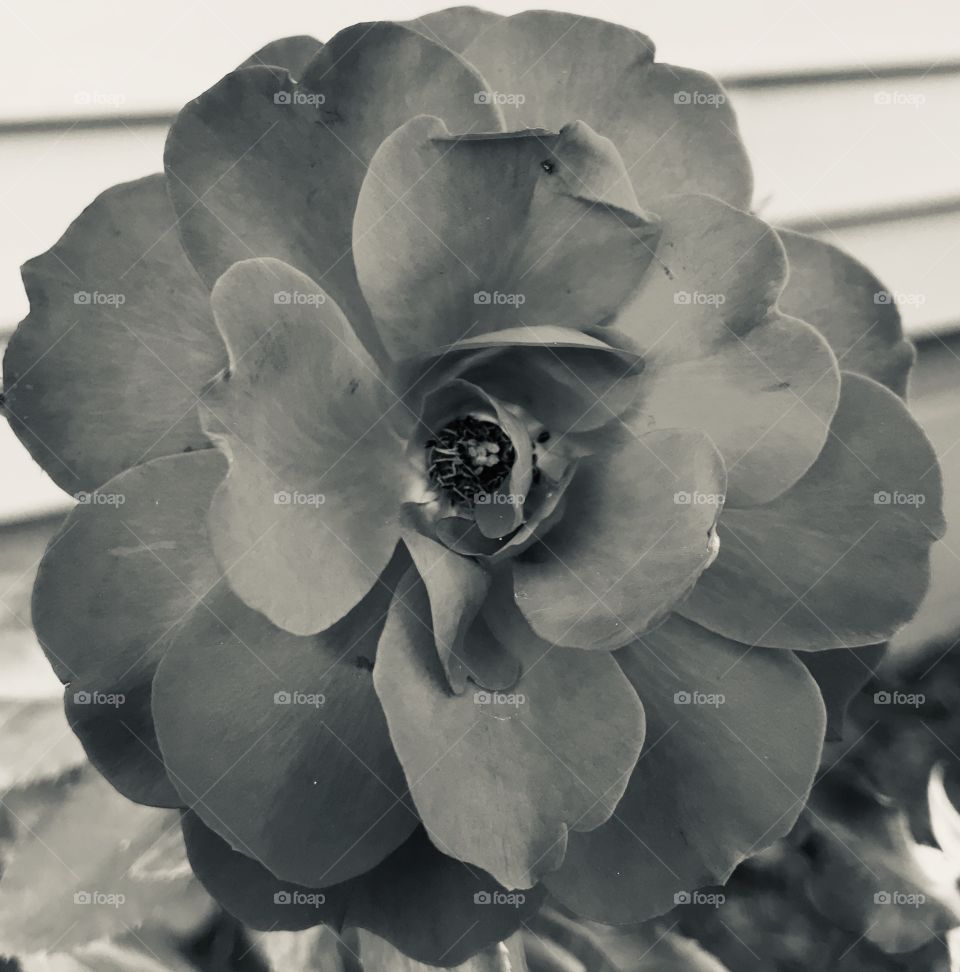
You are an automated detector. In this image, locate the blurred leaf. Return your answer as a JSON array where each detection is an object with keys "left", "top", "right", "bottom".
[
  {"left": 0, "top": 766, "right": 211, "bottom": 954},
  {"left": 805, "top": 773, "right": 960, "bottom": 954},
  {"left": 13, "top": 930, "right": 199, "bottom": 971},
  {"left": 930, "top": 764, "right": 960, "bottom": 863}
]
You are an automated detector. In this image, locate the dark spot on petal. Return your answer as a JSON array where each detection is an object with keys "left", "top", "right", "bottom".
[
  {"left": 536, "top": 429, "right": 550, "bottom": 444},
  {"left": 355, "top": 655, "right": 374, "bottom": 672},
  {"left": 765, "top": 381, "right": 791, "bottom": 392},
  {"left": 347, "top": 378, "right": 360, "bottom": 395},
  {"left": 540, "top": 159, "right": 555, "bottom": 174}
]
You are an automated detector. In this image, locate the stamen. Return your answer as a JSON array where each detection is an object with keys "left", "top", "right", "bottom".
[{"left": 426, "top": 416, "right": 516, "bottom": 509}]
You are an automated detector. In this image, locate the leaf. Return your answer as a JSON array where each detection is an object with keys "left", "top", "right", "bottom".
[
  {"left": 13, "top": 930, "right": 200, "bottom": 971},
  {"left": 0, "top": 766, "right": 211, "bottom": 954}
]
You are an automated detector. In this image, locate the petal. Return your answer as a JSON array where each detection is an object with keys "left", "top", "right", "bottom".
[
  {"left": 513, "top": 430, "right": 725, "bottom": 650},
  {"left": 3, "top": 175, "right": 225, "bottom": 494},
  {"left": 800, "top": 644, "right": 886, "bottom": 741},
  {"left": 400, "top": 517, "right": 493, "bottom": 693},
  {"left": 153, "top": 569, "right": 416, "bottom": 889},
  {"left": 404, "top": 7, "right": 503, "bottom": 53},
  {"left": 544, "top": 614, "right": 825, "bottom": 923},
  {"left": 182, "top": 816, "right": 544, "bottom": 967},
  {"left": 238, "top": 35, "right": 322, "bottom": 76},
  {"left": 32, "top": 451, "right": 226, "bottom": 806},
  {"left": 681, "top": 373, "right": 945, "bottom": 649},
  {"left": 374, "top": 569, "right": 645, "bottom": 890},
  {"left": 353, "top": 116, "right": 658, "bottom": 359},
  {"left": 619, "top": 194, "right": 840, "bottom": 506},
  {"left": 778, "top": 228, "right": 915, "bottom": 397},
  {"left": 165, "top": 23, "right": 502, "bottom": 359},
  {"left": 462, "top": 11, "right": 752, "bottom": 207},
  {"left": 453, "top": 342, "right": 643, "bottom": 435},
  {"left": 203, "top": 258, "right": 405, "bottom": 636},
  {"left": 635, "top": 313, "right": 840, "bottom": 507}
]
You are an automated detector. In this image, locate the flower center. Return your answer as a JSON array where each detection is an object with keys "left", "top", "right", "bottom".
[{"left": 426, "top": 416, "right": 516, "bottom": 508}]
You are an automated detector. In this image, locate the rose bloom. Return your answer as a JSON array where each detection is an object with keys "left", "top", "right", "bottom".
[{"left": 3, "top": 7, "right": 943, "bottom": 966}]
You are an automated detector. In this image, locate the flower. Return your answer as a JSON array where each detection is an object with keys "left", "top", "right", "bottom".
[{"left": 3, "top": 8, "right": 943, "bottom": 966}]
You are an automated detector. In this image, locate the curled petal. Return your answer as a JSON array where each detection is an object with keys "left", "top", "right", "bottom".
[
  {"left": 203, "top": 258, "right": 406, "bottom": 635},
  {"left": 514, "top": 429, "right": 725, "bottom": 650},
  {"left": 153, "top": 568, "right": 416, "bottom": 889},
  {"left": 778, "top": 227, "right": 915, "bottom": 397},
  {"left": 165, "top": 23, "right": 503, "bottom": 359},
  {"left": 32, "top": 451, "right": 226, "bottom": 806},
  {"left": 3, "top": 175, "right": 225, "bottom": 493},
  {"left": 354, "top": 115, "right": 658, "bottom": 359},
  {"left": 682, "top": 373, "right": 945, "bottom": 649},
  {"left": 374, "top": 570, "right": 645, "bottom": 890},
  {"left": 462, "top": 11, "right": 752, "bottom": 207},
  {"left": 544, "top": 614, "right": 825, "bottom": 923}
]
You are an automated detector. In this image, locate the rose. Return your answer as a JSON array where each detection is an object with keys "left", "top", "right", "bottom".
[{"left": 5, "top": 10, "right": 942, "bottom": 966}]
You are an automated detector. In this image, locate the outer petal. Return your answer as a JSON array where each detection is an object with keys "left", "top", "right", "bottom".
[
  {"left": 182, "top": 816, "right": 545, "bottom": 967},
  {"left": 203, "top": 259, "right": 406, "bottom": 636},
  {"left": 238, "top": 35, "right": 322, "bottom": 76},
  {"left": 32, "top": 451, "right": 226, "bottom": 807},
  {"left": 777, "top": 228, "right": 915, "bottom": 397},
  {"left": 622, "top": 194, "right": 840, "bottom": 506},
  {"left": 682, "top": 374, "right": 945, "bottom": 649},
  {"left": 354, "top": 116, "right": 658, "bottom": 359},
  {"left": 544, "top": 614, "right": 826, "bottom": 923},
  {"left": 513, "top": 430, "right": 725, "bottom": 650},
  {"left": 164, "top": 23, "right": 503, "bottom": 359},
  {"left": 404, "top": 7, "right": 503, "bottom": 53},
  {"left": 153, "top": 570, "right": 416, "bottom": 889},
  {"left": 462, "top": 11, "right": 752, "bottom": 208},
  {"left": 374, "top": 570, "right": 645, "bottom": 890},
  {"left": 3, "top": 175, "right": 225, "bottom": 494}
]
